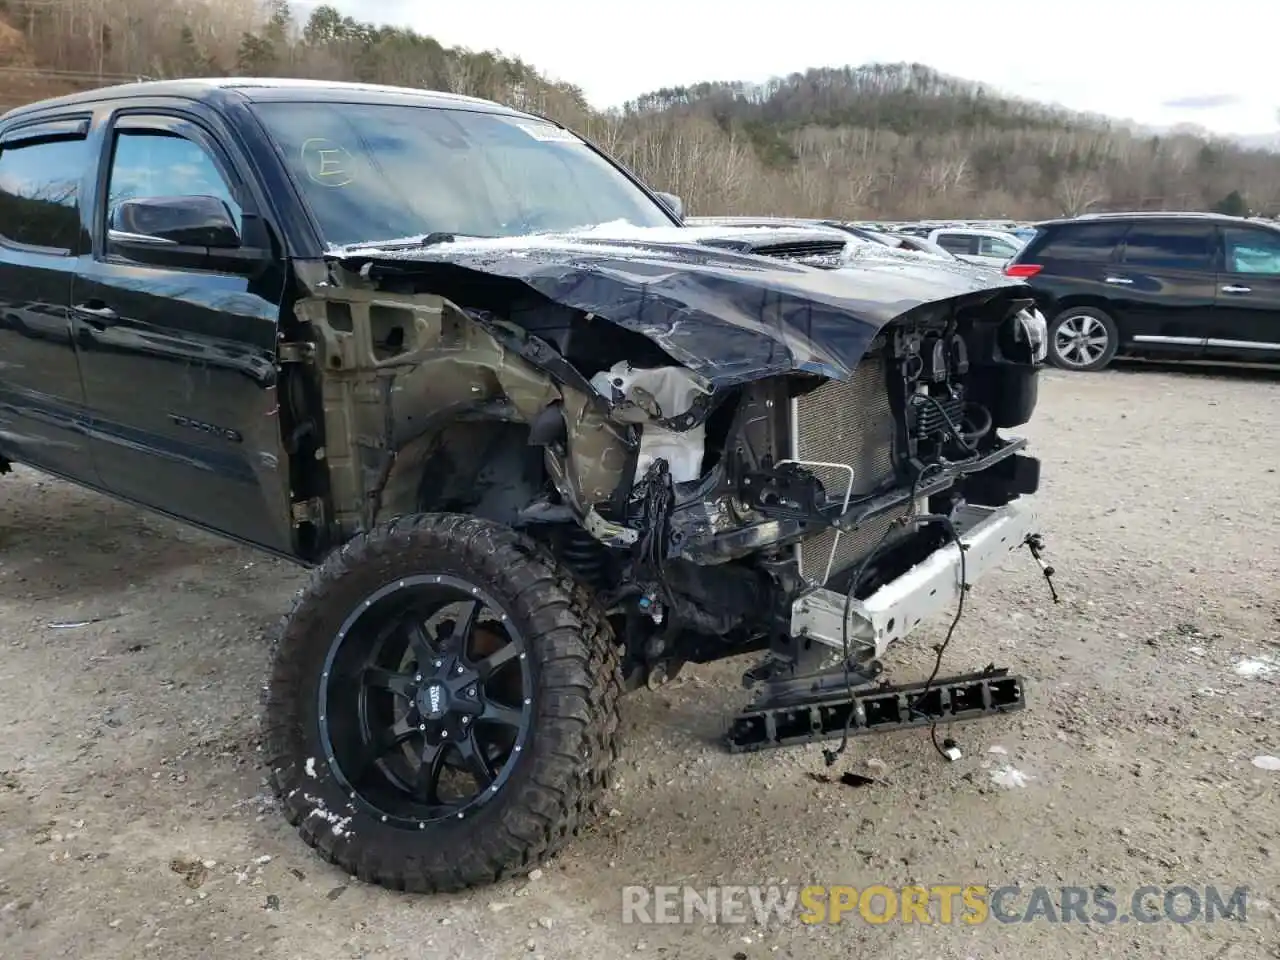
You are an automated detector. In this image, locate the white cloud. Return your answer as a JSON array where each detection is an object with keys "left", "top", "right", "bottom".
[{"left": 316, "top": 0, "right": 1280, "bottom": 136}]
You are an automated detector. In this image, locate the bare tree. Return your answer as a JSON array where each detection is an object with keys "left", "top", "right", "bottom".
[
  {"left": 1054, "top": 170, "right": 1107, "bottom": 216},
  {"left": 2, "top": 2, "right": 1276, "bottom": 222}
]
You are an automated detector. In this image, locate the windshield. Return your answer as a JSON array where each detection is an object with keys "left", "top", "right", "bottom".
[{"left": 250, "top": 102, "right": 675, "bottom": 248}]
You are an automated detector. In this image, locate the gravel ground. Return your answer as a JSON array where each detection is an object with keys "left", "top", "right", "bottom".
[{"left": 1, "top": 364, "right": 1277, "bottom": 960}]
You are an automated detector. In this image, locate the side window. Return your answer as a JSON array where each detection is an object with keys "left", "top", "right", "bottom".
[
  {"left": 979, "top": 236, "right": 1018, "bottom": 258},
  {"left": 1033, "top": 222, "right": 1127, "bottom": 262},
  {"left": 1221, "top": 227, "right": 1280, "bottom": 275},
  {"left": 935, "top": 233, "right": 973, "bottom": 255},
  {"left": 106, "top": 130, "right": 242, "bottom": 233},
  {"left": 0, "top": 134, "right": 88, "bottom": 251},
  {"left": 1120, "top": 224, "right": 1213, "bottom": 271}
]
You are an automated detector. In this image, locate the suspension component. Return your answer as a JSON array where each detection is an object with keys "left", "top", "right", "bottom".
[{"left": 560, "top": 526, "right": 609, "bottom": 588}]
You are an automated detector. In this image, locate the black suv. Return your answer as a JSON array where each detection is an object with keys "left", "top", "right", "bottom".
[{"left": 1005, "top": 212, "right": 1280, "bottom": 371}]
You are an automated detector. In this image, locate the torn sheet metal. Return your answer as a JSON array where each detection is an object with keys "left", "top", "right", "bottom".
[
  {"left": 331, "top": 225, "right": 1030, "bottom": 388},
  {"left": 558, "top": 387, "right": 631, "bottom": 507},
  {"left": 294, "top": 280, "right": 643, "bottom": 533}
]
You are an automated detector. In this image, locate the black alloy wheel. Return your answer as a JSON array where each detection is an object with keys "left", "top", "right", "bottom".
[{"left": 318, "top": 575, "right": 533, "bottom": 828}]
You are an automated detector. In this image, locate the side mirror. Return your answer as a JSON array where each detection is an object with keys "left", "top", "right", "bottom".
[
  {"left": 108, "top": 195, "right": 272, "bottom": 274},
  {"left": 111, "top": 195, "right": 243, "bottom": 248},
  {"left": 654, "top": 191, "right": 685, "bottom": 220}
]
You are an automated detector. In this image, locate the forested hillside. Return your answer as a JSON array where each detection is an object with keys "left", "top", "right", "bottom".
[{"left": 3, "top": 0, "right": 1278, "bottom": 220}]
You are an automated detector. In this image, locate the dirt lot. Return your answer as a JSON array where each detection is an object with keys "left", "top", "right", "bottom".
[{"left": 0, "top": 364, "right": 1277, "bottom": 960}]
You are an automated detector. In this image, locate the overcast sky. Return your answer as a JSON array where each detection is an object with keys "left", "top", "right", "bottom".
[{"left": 325, "top": 0, "right": 1279, "bottom": 136}]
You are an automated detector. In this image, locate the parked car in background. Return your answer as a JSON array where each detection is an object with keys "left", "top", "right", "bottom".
[
  {"left": 883, "top": 233, "right": 962, "bottom": 261},
  {"left": 927, "top": 227, "right": 1025, "bottom": 267},
  {"left": 890, "top": 223, "right": 934, "bottom": 238},
  {"left": 1005, "top": 211, "right": 1280, "bottom": 370},
  {"left": 688, "top": 217, "right": 964, "bottom": 265}
]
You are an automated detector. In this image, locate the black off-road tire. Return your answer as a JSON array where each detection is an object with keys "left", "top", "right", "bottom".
[
  {"left": 1046, "top": 305, "right": 1119, "bottom": 372},
  {"left": 262, "top": 513, "right": 623, "bottom": 893}
]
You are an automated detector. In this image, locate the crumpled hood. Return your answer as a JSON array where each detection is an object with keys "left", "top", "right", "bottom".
[{"left": 331, "top": 222, "right": 1030, "bottom": 387}]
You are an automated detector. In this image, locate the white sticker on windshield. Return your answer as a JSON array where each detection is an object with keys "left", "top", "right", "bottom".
[{"left": 513, "top": 121, "right": 582, "bottom": 143}]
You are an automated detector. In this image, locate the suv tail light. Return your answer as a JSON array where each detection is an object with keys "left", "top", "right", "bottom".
[{"left": 1004, "top": 263, "right": 1042, "bottom": 278}]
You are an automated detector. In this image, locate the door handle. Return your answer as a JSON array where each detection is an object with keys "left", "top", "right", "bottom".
[
  {"left": 1220, "top": 284, "right": 1252, "bottom": 294},
  {"left": 1103, "top": 276, "right": 1133, "bottom": 285},
  {"left": 73, "top": 302, "right": 119, "bottom": 326}
]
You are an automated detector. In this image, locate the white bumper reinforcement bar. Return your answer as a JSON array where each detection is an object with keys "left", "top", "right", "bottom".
[{"left": 790, "top": 500, "right": 1038, "bottom": 658}]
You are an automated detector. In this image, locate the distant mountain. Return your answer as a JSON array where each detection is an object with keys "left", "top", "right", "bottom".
[
  {"left": 4, "top": 1, "right": 1280, "bottom": 219},
  {"left": 1234, "top": 132, "right": 1280, "bottom": 152},
  {"left": 1131, "top": 120, "right": 1280, "bottom": 154},
  {"left": 617, "top": 64, "right": 1280, "bottom": 217}
]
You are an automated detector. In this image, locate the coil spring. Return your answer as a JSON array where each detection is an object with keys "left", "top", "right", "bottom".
[{"left": 561, "top": 527, "right": 608, "bottom": 589}]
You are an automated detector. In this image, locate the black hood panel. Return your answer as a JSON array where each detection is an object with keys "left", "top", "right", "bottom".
[{"left": 334, "top": 228, "right": 1029, "bottom": 387}]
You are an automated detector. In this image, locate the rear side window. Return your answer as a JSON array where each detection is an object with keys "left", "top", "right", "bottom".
[
  {"left": 978, "top": 235, "right": 1019, "bottom": 258},
  {"left": 1031, "top": 222, "right": 1127, "bottom": 262},
  {"left": 0, "top": 134, "right": 88, "bottom": 251},
  {"left": 1121, "top": 223, "right": 1213, "bottom": 270},
  {"left": 1221, "top": 226, "right": 1280, "bottom": 275},
  {"left": 935, "top": 233, "right": 973, "bottom": 255}
]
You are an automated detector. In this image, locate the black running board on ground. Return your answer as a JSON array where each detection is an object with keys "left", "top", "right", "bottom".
[{"left": 724, "top": 668, "right": 1026, "bottom": 754}]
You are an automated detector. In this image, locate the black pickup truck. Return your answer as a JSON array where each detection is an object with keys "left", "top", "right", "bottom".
[{"left": 0, "top": 78, "right": 1049, "bottom": 893}]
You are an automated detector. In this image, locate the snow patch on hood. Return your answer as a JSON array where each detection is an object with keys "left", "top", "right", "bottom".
[
  {"left": 332, "top": 231, "right": 698, "bottom": 264},
  {"left": 329, "top": 219, "right": 854, "bottom": 258},
  {"left": 574, "top": 219, "right": 853, "bottom": 244},
  {"left": 326, "top": 219, "right": 1013, "bottom": 289},
  {"left": 329, "top": 222, "right": 1011, "bottom": 292}
]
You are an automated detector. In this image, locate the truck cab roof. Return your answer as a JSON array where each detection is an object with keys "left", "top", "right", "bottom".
[{"left": 0, "top": 77, "right": 531, "bottom": 122}]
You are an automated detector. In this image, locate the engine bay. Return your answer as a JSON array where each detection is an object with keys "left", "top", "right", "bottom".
[{"left": 552, "top": 300, "right": 1047, "bottom": 687}]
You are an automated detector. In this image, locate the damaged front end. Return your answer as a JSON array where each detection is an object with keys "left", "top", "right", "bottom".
[{"left": 285, "top": 228, "right": 1050, "bottom": 747}]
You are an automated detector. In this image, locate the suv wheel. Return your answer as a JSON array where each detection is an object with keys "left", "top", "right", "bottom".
[
  {"left": 263, "top": 513, "right": 623, "bottom": 893},
  {"left": 1047, "top": 307, "right": 1118, "bottom": 371}
]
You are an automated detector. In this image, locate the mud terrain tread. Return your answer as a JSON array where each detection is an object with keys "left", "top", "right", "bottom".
[{"left": 261, "top": 513, "right": 623, "bottom": 893}]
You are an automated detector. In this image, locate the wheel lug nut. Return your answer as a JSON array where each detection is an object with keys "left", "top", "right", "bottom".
[
  {"left": 461, "top": 716, "right": 470, "bottom": 725},
  {"left": 419, "top": 724, "right": 426, "bottom": 731},
  {"left": 466, "top": 686, "right": 476, "bottom": 697},
  {"left": 441, "top": 729, "right": 448, "bottom": 738},
  {"left": 415, "top": 674, "right": 422, "bottom": 682},
  {"left": 433, "top": 660, "right": 442, "bottom": 668}
]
